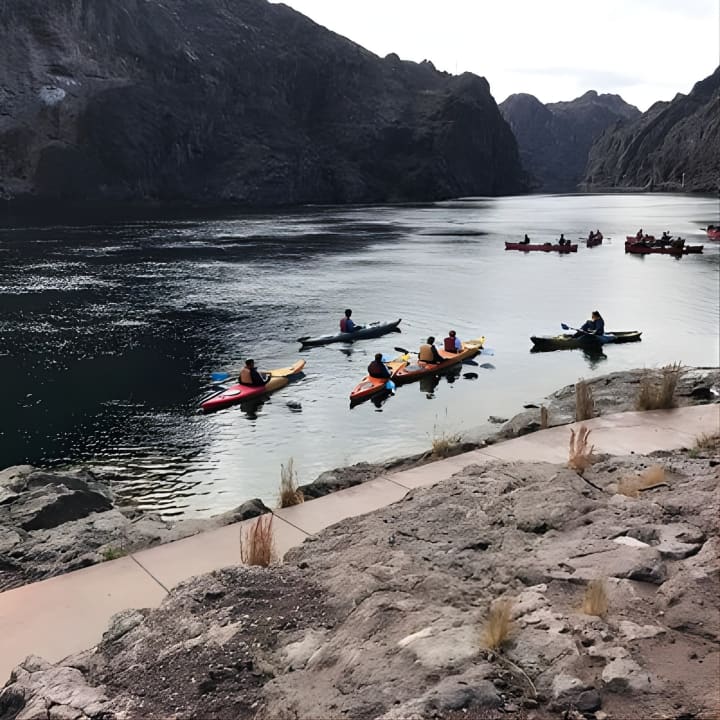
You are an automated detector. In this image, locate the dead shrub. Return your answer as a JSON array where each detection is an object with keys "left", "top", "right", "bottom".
[
  {"left": 239, "top": 514, "right": 276, "bottom": 566},
  {"left": 581, "top": 579, "right": 608, "bottom": 616},
  {"left": 695, "top": 432, "right": 720, "bottom": 452},
  {"left": 616, "top": 465, "right": 667, "bottom": 498},
  {"left": 568, "top": 425, "right": 595, "bottom": 473},
  {"left": 431, "top": 425, "right": 462, "bottom": 458},
  {"left": 635, "top": 363, "right": 683, "bottom": 410},
  {"left": 480, "top": 599, "right": 514, "bottom": 651},
  {"left": 575, "top": 379, "right": 595, "bottom": 421},
  {"left": 278, "top": 457, "right": 304, "bottom": 508}
]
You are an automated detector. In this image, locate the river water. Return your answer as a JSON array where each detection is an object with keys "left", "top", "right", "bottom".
[{"left": 1, "top": 194, "right": 718, "bottom": 517}]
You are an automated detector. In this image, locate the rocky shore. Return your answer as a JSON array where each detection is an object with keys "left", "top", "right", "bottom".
[
  {"left": 0, "top": 466, "right": 268, "bottom": 592},
  {"left": 1, "top": 367, "right": 717, "bottom": 593},
  {"left": 1, "top": 441, "right": 718, "bottom": 719}
]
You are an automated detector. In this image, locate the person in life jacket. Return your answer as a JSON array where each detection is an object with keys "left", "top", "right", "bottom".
[
  {"left": 367, "top": 353, "right": 391, "bottom": 379},
  {"left": 238, "top": 359, "right": 270, "bottom": 386},
  {"left": 418, "top": 336, "right": 444, "bottom": 364},
  {"left": 340, "top": 309, "right": 359, "bottom": 333},
  {"left": 443, "top": 330, "right": 461, "bottom": 353}
]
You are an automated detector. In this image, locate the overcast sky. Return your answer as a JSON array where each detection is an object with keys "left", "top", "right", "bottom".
[{"left": 276, "top": 0, "right": 719, "bottom": 111}]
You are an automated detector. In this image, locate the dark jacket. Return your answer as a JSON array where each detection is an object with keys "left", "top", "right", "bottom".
[{"left": 367, "top": 360, "right": 391, "bottom": 379}]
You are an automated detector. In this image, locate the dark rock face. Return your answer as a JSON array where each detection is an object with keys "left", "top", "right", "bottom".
[
  {"left": 583, "top": 67, "right": 720, "bottom": 193},
  {"left": 500, "top": 90, "right": 640, "bottom": 192},
  {"left": 0, "top": 0, "right": 526, "bottom": 208}
]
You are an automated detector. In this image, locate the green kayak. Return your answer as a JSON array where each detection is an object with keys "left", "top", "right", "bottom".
[{"left": 530, "top": 331, "right": 642, "bottom": 352}]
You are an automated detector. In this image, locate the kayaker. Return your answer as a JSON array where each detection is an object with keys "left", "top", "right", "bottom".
[
  {"left": 559, "top": 234, "right": 566, "bottom": 245},
  {"left": 443, "top": 330, "right": 461, "bottom": 353},
  {"left": 239, "top": 359, "right": 270, "bottom": 387},
  {"left": 419, "top": 336, "right": 444, "bottom": 364},
  {"left": 522, "top": 234, "right": 531, "bottom": 244},
  {"left": 340, "top": 309, "right": 358, "bottom": 333},
  {"left": 367, "top": 353, "right": 391, "bottom": 379},
  {"left": 575, "top": 311, "right": 605, "bottom": 337}
]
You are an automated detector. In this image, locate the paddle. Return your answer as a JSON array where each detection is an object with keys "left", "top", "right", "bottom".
[{"left": 561, "top": 323, "right": 592, "bottom": 336}]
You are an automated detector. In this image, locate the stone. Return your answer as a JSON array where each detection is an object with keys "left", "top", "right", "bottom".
[
  {"left": 617, "top": 621, "right": 666, "bottom": 641},
  {"left": 601, "top": 657, "right": 655, "bottom": 693}
]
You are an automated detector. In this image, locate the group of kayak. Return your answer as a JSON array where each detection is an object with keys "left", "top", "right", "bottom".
[
  {"left": 201, "top": 306, "right": 645, "bottom": 412},
  {"left": 625, "top": 229, "right": 703, "bottom": 255},
  {"left": 349, "top": 332, "right": 486, "bottom": 405},
  {"left": 201, "top": 310, "right": 489, "bottom": 411},
  {"left": 505, "top": 229, "right": 603, "bottom": 253}
]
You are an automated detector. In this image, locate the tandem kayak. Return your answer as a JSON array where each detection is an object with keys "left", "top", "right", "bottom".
[
  {"left": 200, "top": 359, "right": 306, "bottom": 412},
  {"left": 530, "top": 331, "right": 642, "bottom": 352},
  {"left": 349, "top": 360, "right": 407, "bottom": 405},
  {"left": 506, "top": 242, "right": 578, "bottom": 253},
  {"left": 587, "top": 232, "right": 603, "bottom": 247},
  {"left": 298, "top": 318, "right": 402, "bottom": 347},
  {"left": 393, "top": 339, "right": 483, "bottom": 384}
]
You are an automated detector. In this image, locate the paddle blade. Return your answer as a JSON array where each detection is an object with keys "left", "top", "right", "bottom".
[
  {"left": 394, "top": 346, "right": 410, "bottom": 354},
  {"left": 561, "top": 323, "right": 570, "bottom": 331},
  {"left": 385, "top": 380, "right": 396, "bottom": 391},
  {"left": 211, "top": 372, "right": 230, "bottom": 383}
]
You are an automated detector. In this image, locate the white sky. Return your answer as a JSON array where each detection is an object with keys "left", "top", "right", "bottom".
[{"left": 275, "top": 0, "right": 720, "bottom": 111}]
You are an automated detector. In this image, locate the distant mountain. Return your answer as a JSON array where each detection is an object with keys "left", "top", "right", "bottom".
[
  {"left": 0, "top": 0, "right": 526, "bottom": 209},
  {"left": 500, "top": 91, "right": 640, "bottom": 192},
  {"left": 583, "top": 67, "right": 720, "bottom": 193}
]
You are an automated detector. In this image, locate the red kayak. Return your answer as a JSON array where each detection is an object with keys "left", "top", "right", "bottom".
[
  {"left": 349, "top": 360, "right": 407, "bottom": 404},
  {"left": 200, "top": 359, "right": 305, "bottom": 412},
  {"left": 586, "top": 232, "right": 603, "bottom": 247},
  {"left": 393, "top": 339, "right": 483, "bottom": 384},
  {"left": 706, "top": 227, "right": 720, "bottom": 240},
  {"left": 505, "top": 242, "right": 577, "bottom": 253},
  {"left": 625, "top": 242, "right": 682, "bottom": 256}
]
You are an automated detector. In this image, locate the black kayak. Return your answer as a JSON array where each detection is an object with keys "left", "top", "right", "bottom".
[
  {"left": 298, "top": 318, "right": 402, "bottom": 347},
  {"left": 530, "top": 330, "right": 642, "bottom": 352}
]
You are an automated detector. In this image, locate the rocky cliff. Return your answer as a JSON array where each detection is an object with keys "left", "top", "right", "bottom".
[
  {"left": 500, "top": 91, "right": 640, "bottom": 192},
  {"left": 0, "top": 0, "right": 526, "bottom": 208},
  {"left": 583, "top": 67, "right": 720, "bottom": 193}
]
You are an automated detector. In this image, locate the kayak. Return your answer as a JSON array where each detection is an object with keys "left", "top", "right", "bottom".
[
  {"left": 200, "top": 359, "right": 306, "bottom": 412},
  {"left": 625, "top": 242, "right": 682, "bottom": 256},
  {"left": 587, "top": 233, "right": 603, "bottom": 247},
  {"left": 349, "top": 360, "right": 407, "bottom": 405},
  {"left": 707, "top": 227, "right": 720, "bottom": 240},
  {"left": 530, "top": 331, "right": 642, "bottom": 352},
  {"left": 298, "top": 318, "right": 402, "bottom": 347},
  {"left": 393, "top": 340, "right": 483, "bottom": 384},
  {"left": 506, "top": 242, "right": 577, "bottom": 253}
]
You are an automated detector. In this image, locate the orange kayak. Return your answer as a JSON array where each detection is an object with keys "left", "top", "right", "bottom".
[
  {"left": 393, "top": 340, "right": 482, "bottom": 384},
  {"left": 349, "top": 360, "right": 407, "bottom": 404}
]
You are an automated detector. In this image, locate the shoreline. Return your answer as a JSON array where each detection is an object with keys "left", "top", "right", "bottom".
[{"left": 1, "top": 365, "right": 717, "bottom": 592}]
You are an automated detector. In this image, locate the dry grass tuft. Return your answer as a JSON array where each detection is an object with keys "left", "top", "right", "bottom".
[
  {"left": 240, "top": 514, "right": 276, "bottom": 566},
  {"left": 581, "top": 579, "right": 609, "bottom": 616},
  {"left": 431, "top": 426, "right": 462, "bottom": 458},
  {"left": 635, "top": 363, "right": 684, "bottom": 410},
  {"left": 480, "top": 599, "right": 514, "bottom": 651},
  {"left": 616, "top": 465, "right": 667, "bottom": 498},
  {"left": 540, "top": 405, "right": 549, "bottom": 429},
  {"left": 695, "top": 432, "right": 720, "bottom": 451},
  {"left": 568, "top": 425, "right": 595, "bottom": 474},
  {"left": 575, "top": 379, "right": 595, "bottom": 421},
  {"left": 278, "top": 457, "right": 304, "bottom": 508}
]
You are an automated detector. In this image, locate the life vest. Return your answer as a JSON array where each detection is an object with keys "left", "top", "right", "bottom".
[
  {"left": 418, "top": 344, "right": 435, "bottom": 362},
  {"left": 443, "top": 337, "right": 456, "bottom": 352},
  {"left": 239, "top": 367, "right": 253, "bottom": 384},
  {"left": 340, "top": 318, "right": 349, "bottom": 332}
]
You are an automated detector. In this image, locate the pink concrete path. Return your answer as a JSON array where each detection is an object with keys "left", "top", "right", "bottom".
[{"left": 1, "top": 405, "right": 717, "bottom": 681}]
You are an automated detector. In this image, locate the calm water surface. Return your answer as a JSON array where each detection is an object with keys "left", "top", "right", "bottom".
[{"left": 1, "top": 194, "right": 718, "bottom": 517}]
